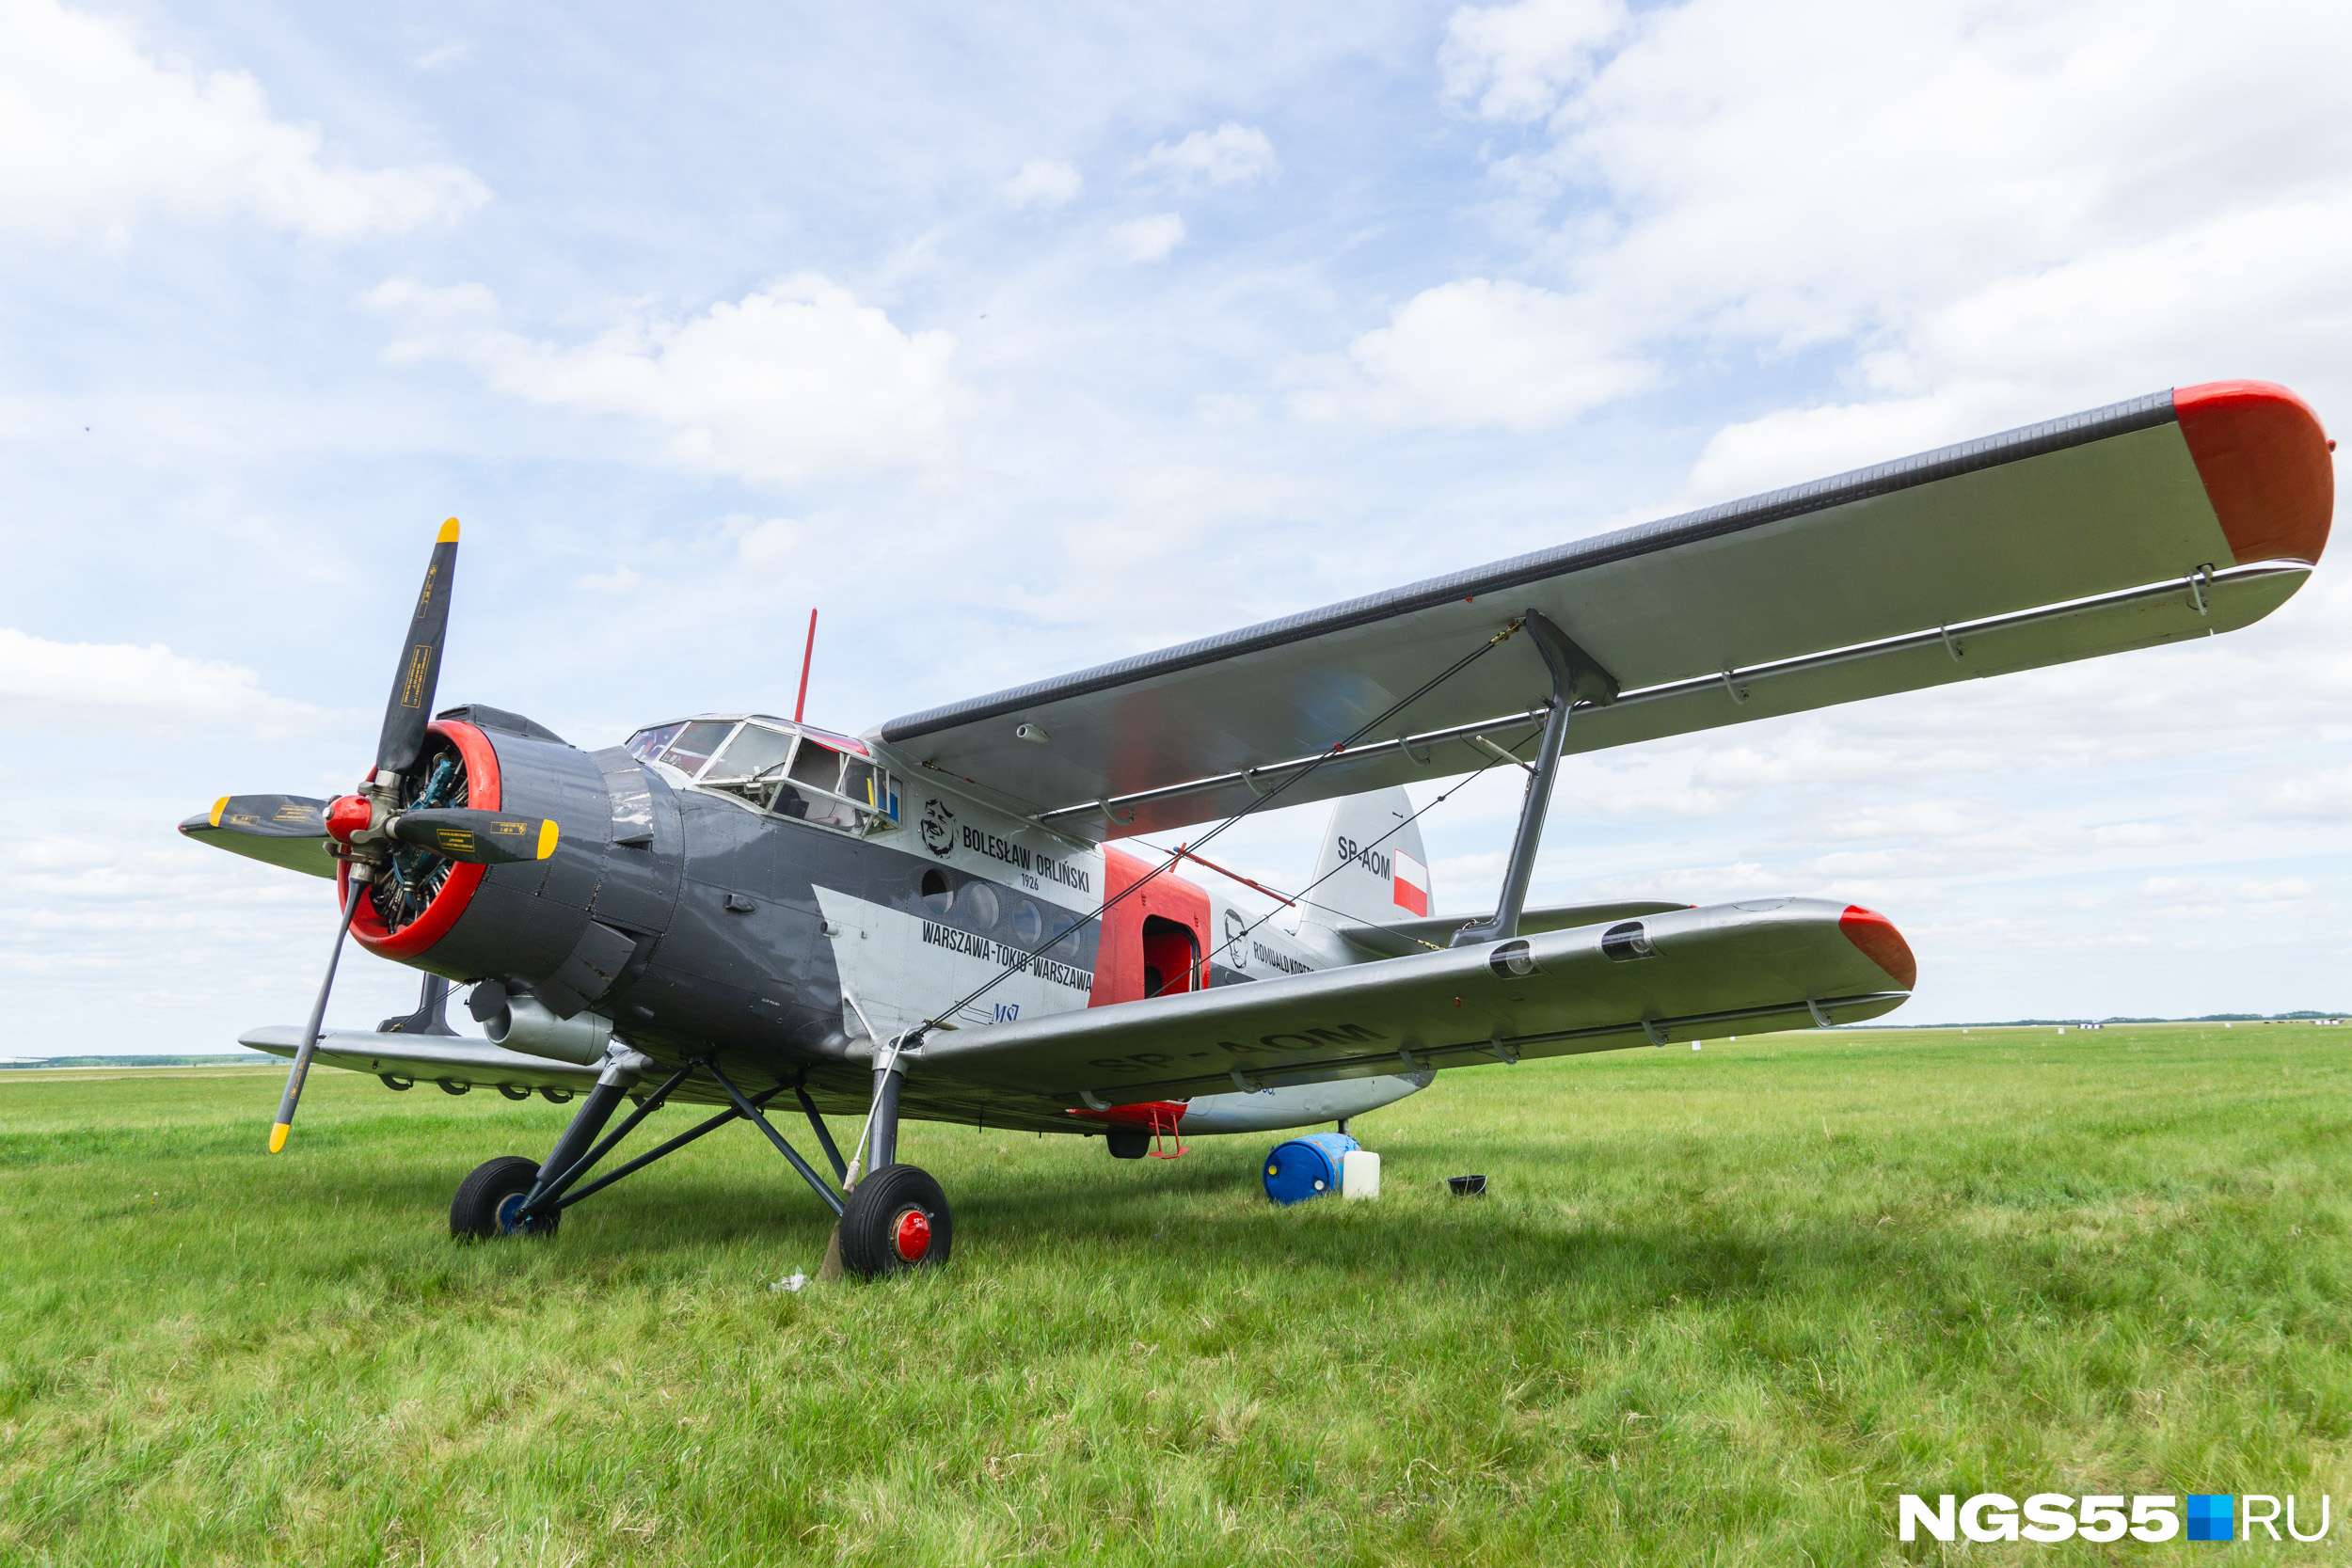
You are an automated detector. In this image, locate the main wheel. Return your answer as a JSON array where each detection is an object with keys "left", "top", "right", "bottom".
[
  {"left": 838, "top": 1164, "right": 951, "bottom": 1278},
  {"left": 450, "top": 1154, "right": 558, "bottom": 1239}
]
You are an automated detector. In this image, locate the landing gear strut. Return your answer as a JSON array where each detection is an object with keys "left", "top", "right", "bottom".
[
  {"left": 448, "top": 1041, "right": 847, "bottom": 1242},
  {"left": 829, "top": 1037, "right": 953, "bottom": 1278}
]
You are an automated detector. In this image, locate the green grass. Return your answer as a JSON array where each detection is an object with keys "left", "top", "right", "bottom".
[{"left": 3, "top": 1023, "right": 2349, "bottom": 1565}]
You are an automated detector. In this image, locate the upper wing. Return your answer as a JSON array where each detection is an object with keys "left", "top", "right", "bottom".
[
  {"left": 877, "top": 383, "right": 2331, "bottom": 837},
  {"left": 920, "top": 897, "right": 1913, "bottom": 1102}
]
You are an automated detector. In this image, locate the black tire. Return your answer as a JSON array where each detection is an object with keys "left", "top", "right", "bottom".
[
  {"left": 1105, "top": 1127, "right": 1150, "bottom": 1160},
  {"left": 449, "top": 1155, "right": 558, "bottom": 1239},
  {"left": 838, "top": 1164, "right": 951, "bottom": 1278}
]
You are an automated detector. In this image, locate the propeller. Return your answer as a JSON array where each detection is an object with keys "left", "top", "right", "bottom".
[
  {"left": 389, "top": 808, "right": 560, "bottom": 865},
  {"left": 234, "top": 518, "right": 552, "bottom": 1153},
  {"left": 376, "top": 516, "right": 461, "bottom": 777},
  {"left": 178, "top": 795, "right": 335, "bottom": 879}
]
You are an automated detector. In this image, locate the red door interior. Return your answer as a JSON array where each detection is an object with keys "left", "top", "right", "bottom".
[
  {"left": 1141, "top": 916, "right": 1200, "bottom": 998},
  {"left": 1090, "top": 847, "right": 1211, "bottom": 1006}
]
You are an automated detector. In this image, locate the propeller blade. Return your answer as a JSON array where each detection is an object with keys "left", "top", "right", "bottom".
[
  {"left": 178, "top": 795, "right": 336, "bottom": 879},
  {"left": 208, "top": 794, "right": 326, "bottom": 835},
  {"left": 389, "top": 808, "right": 559, "bottom": 865},
  {"left": 270, "top": 874, "right": 368, "bottom": 1152},
  {"left": 375, "top": 518, "right": 461, "bottom": 777}
]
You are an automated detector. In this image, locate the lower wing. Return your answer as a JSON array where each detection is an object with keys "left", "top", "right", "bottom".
[
  {"left": 240, "top": 1026, "right": 605, "bottom": 1096},
  {"left": 921, "top": 898, "right": 1914, "bottom": 1102}
]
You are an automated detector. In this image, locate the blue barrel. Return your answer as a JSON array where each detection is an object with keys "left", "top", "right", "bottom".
[{"left": 1263, "top": 1132, "right": 1359, "bottom": 1205}]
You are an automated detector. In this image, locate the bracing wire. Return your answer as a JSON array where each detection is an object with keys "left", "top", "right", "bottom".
[
  {"left": 897, "top": 619, "right": 1530, "bottom": 1045},
  {"left": 1197, "top": 720, "right": 1548, "bottom": 961}
]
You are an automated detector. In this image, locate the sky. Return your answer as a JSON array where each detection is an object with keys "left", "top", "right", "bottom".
[{"left": 2, "top": 0, "right": 2347, "bottom": 1054}]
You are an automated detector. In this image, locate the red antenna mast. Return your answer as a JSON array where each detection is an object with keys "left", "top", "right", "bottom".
[{"left": 794, "top": 609, "right": 818, "bottom": 722}]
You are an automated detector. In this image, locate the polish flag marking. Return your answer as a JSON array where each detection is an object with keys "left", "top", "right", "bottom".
[{"left": 1392, "top": 851, "right": 1430, "bottom": 917}]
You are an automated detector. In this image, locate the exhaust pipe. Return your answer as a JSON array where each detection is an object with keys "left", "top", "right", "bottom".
[{"left": 483, "top": 993, "right": 612, "bottom": 1065}]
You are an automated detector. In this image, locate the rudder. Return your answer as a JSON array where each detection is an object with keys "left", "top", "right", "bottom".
[{"left": 1299, "top": 787, "right": 1431, "bottom": 930}]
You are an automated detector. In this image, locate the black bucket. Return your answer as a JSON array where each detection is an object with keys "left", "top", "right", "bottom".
[{"left": 1447, "top": 1174, "right": 1487, "bottom": 1196}]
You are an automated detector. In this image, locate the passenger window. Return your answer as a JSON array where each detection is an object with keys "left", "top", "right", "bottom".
[{"left": 919, "top": 868, "right": 954, "bottom": 916}]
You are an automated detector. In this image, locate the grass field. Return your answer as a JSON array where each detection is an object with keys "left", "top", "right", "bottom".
[{"left": 3, "top": 1022, "right": 2349, "bottom": 1565}]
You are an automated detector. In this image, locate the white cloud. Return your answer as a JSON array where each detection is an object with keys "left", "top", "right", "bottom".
[
  {"left": 2264, "top": 768, "right": 2352, "bottom": 820},
  {"left": 367, "top": 274, "right": 960, "bottom": 487},
  {"left": 1440, "top": 0, "right": 1627, "bottom": 120},
  {"left": 1140, "top": 123, "right": 1277, "bottom": 186},
  {"left": 1295, "top": 277, "right": 1658, "bottom": 429},
  {"left": 0, "top": 627, "right": 327, "bottom": 734},
  {"left": 1109, "top": 213, "right": 1186, "bottom": 263},
  {"left": 0, "top": 0, "right": 487, "bottom": 244},
  {"left": 1357, "top": 0, "right": 2352, "bottom": 438},
  {"left": 1001, "top": 157, "right": 1083, "bottom": 210}
]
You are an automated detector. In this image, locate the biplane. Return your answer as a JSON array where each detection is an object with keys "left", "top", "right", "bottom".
[{"left": 183, "top": 380, "right": 2331, "bottom": 1276}]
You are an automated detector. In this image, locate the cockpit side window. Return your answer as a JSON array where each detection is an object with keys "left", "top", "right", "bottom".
[
  {"left": 788, "top": 738, "right": 844, "bottom": 793},
  {"left": 787, "top": 739, "right": 864, "bottom": 829}
]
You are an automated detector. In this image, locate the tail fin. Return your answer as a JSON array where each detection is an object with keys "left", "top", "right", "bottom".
[{"left": 1297, "top": 787, "right": 1431, "bottom": 930}]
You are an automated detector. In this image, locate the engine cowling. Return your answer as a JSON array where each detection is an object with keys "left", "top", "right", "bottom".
[{"left": 338, "top": 714, "right": 681, "bottom": 1022}]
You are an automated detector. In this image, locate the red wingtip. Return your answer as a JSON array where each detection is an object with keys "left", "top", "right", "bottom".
[
  {"left": 2174, "top": 381, "right": 2333, "bottom": 567},
  {"left": 1839, "top": 905, "right": 1916, "bottom": 990}
]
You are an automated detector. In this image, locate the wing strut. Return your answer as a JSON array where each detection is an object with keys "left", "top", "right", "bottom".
[{"left": 1450, "top": 610, "right": 1616, "bottom": 947}]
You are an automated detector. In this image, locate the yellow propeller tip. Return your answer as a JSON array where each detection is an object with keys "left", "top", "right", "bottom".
[
  {"left": 536, "top": 819, "right": 560, "bottom": 860},
  {"left": 210, "top": 797, "right": 229, "bottom": 828},
  {"left": 437, "top": 517, "right": 460, "bottom": 543},
  {"left": 269, "top": 1122, "right": 290, "bottom": 1153}
]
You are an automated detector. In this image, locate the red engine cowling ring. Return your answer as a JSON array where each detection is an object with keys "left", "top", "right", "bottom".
[{"left": 340, "top": 720, "right": 501, "bottom": 961}]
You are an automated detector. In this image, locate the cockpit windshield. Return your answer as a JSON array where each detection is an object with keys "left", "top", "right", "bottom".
[
  {"left": 626, "top": 721, "right": 683, "bottom": 763},
  {"left": 654, "top": 721, "right": 735, "bottom": 777},
  {"left": 705, "top": 722, "right": 795, "bottom": 783}
]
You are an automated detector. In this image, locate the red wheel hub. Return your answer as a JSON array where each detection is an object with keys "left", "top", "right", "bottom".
[{"left": 890, "top": 1207, "right": 932, "bottom": 1262}]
